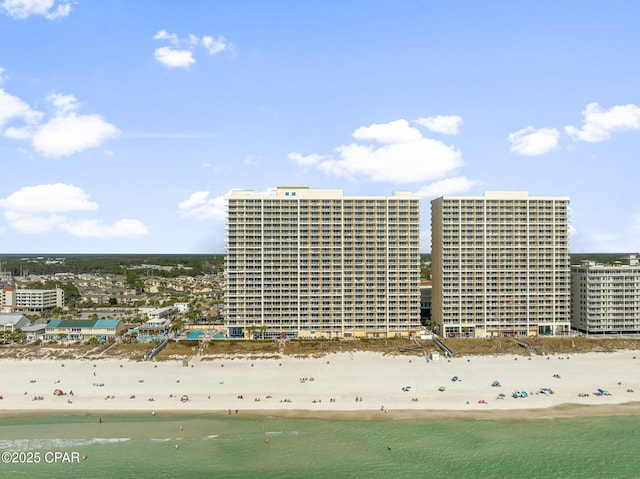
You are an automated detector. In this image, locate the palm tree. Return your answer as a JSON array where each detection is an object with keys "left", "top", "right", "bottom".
[
  {"left": 258, "top": 325, "right": 268, "bottom": 340},
  {"left": 246, "top": 325, "right": 258, "bottom": 340}
]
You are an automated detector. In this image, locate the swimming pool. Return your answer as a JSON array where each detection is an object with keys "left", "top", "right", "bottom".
[{"left": 185, "top": 330, "right": 204, "bottom": 339}]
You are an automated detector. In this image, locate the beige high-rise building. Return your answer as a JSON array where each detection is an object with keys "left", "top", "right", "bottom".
[
  {"left": 431, "top": 191, "right": 571, "bottom": 338},
  {"left": 225, "top": 186, "right": 421, "bottom": 339}
]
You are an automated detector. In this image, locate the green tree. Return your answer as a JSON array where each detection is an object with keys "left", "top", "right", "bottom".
[{"left": 125, "top": 272, "right": 145, "bottom": 294}]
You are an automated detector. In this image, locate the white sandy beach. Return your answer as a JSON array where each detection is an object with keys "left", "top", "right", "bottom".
[{"left": 1, "top": 351, "right": 639, "bottom": 419}]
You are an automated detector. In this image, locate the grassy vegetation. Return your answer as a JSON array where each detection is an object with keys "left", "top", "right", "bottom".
[
  {"left": 2, "top": 336, "right": 640, "bottom": 361},
  {"left": 442, "top": 336, "right": 640, "bottom": 356}
]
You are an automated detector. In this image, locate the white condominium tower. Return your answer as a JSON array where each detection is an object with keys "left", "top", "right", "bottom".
[
  {"left": 225, "top": 186, "right": 421, "bottom": 339},
  {"left": 431, "top": 191, "right": 571, "bottom": 338},
  {"left": 571, "top": 255, "right": 640, "bottom": 334}
]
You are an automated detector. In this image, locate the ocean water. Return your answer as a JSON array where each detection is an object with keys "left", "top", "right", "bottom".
[{"left": 0, "top": 413, "right": 639, "bottom": 479}]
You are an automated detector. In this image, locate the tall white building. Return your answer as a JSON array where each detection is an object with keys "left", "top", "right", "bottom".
[
  {"left": 225, "top": 186, "right": 421, "bottom": 339},
  {"left": 431, "top": 191, "right": 571, "bottom": 338},
  {"left": 571, "top": 255, "right": 640, "bottom": 334}
]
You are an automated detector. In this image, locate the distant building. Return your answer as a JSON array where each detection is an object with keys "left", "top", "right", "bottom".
[
  {"left": 571, "top": 255, "right": 640, "bottom": 334},
  {"left": 174, "top": 302, "right": 190, "bottom": 313},
  {"left": 1, "top": 287, "right": 64, "bottom": 312},
  {"left": 420, "top": 281, "right": 432, "bottom": 325},
  {"left": 225, "top": 186, "right": 421, "bottom": 339},
  {"left": 45, "top": 319, "right": 123, "bottom": 342},
  {"left": 431, "top": 191, "right": 571, "bottom": 338},
  {"left": 146, "top": 306, "right": 173, "bottom": 321}
]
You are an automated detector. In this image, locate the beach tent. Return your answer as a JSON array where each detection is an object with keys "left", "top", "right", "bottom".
[{"left": 53, "top": 389, "right": 64, "bottom": 396}]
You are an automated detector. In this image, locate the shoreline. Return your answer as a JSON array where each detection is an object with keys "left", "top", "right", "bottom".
[
  {"left": 1, "top": 351, "right": 639, "bottom": 421},
  {"left": 3, "top": 402, "right": 640, "bottom": 422}
]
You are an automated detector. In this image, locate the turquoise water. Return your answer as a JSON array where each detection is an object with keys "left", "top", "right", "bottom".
[
  {"left": 1, "top": 413, "right": 639, "bottom": 478},
  {"left": 185, "top": 331, "right": 204, "bottom": 339}
]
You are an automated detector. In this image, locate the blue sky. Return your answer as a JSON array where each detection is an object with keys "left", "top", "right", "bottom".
[{"left": 1, "top": 1, "right": 639, "bottom": 254}]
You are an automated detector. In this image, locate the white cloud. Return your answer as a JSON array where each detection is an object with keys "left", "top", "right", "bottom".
[
  {"left": 47, "top": 91, "right": 79, "bottom": 114},
  {"left": 179, "top": 191, "right": 226, "bottom": 220},
  {"left": 414, "top": 115, "right": 463, "bottom": 135},
  {"left": 353, "top": 119, "right": 422, "bottom": 143},
  {"left": 288, "top": 152, "right": 329, "bottom": 166},
  {"left": 1, "top": 0, "right": 71, "bottom": 19},
  {"left": 0, "top": 88, "right": 43, "bottom": 131},
  {"left": 60, "top": 218, "right": 149, "bottom": 238},
  {"left": 565, "top": 102, "right": 640, "bottom": 142},
  {"left": 0, "top": 183, "right": 148, "bottom": 238},
  {"left": 153, "top": 31, "right": 232, "bottom": 68},
  {"left": 414, "top": 177, "right": 479, "bottom": 198},
  {"left": 0, "top": 67, "right": 6, "bottom": 83},
  {"left": 0, "top": 183, "right": 98, "bottom": 214},
  {"left": 1, "top": 82, "right": 119, "bottom": 157},
  {"left": 202, "top": 35, "right": 229, "bottom": 55},
  {"left": 508, "top": 126, "right": 559, "bottom": 156},
  {"left": 290, "top": 118, "right": 462, "bottom": 183},
  {"left": 154, "top": 46, "right": 196, "bottom": 68},
  {"left": 568, "top": 224, "right": 577, "bottom": 236},
  {"left": 153, "top": 29, "right": 178, "bottom": 45},
  {"left": 32, "top": 112, "right": 120, "bottom": 157}
]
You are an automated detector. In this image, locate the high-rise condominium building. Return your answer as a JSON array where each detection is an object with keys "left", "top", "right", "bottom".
[
  {"left": 431, "top": 191, "right": 571, "bottom": 338},
  {"left": 571, "top": 255, "right": 640, "bottom": 334},
  {"left": 225, "top": 186, "right": 421, "bottom": 339}
]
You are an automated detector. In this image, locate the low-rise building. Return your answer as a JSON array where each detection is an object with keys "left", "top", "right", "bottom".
[
  {"left": 45, "top": 319, "right": 123, "bottom": 342},
  {"left": 21, "top": 323, "right": 47, "bottom": 342},
  {"left": 146, "top": 306, "right": 173, "bottom": 321},
  {"left": 0, "top": 313, "right": 30, "bottom": 332},
  {"left": 135, "top": 318, "right": 172, "bottom": 341},
  {"left": 174, "top": 302, "right": 190, "bottom": 313}
]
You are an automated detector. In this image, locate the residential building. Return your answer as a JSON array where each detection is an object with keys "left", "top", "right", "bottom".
[
  {"left": 146, "top": 306, "right": 173, "bottom": 321},
  {"left": 420, "top": 281, "right": 432, "bottom": 325},
  {"left": 135, "top": 318, "right": 172, "bottom": 341},
  {"left": 22, "top": 323, "right": 47, "bottom": 342},
  {"left": 571, "top": 255, "right": 640, "bottom": 334},
  {"left": 45, "top": 319, "right": 123, "bottom": 342},
  {"left": 0, "top": 313, "right": 30, "bottom": 332},
  {"left": 431, "top": 191, "right": 571, "bottom": 338},
  {"left": 225, "top": 186, "right": 421, "bottom": 339},
  {"left": 174, "top": 302, "right": 190, "bottom": 313},
  {"left": 1, "top": 287, "right": 64, "bottom": 312}
]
